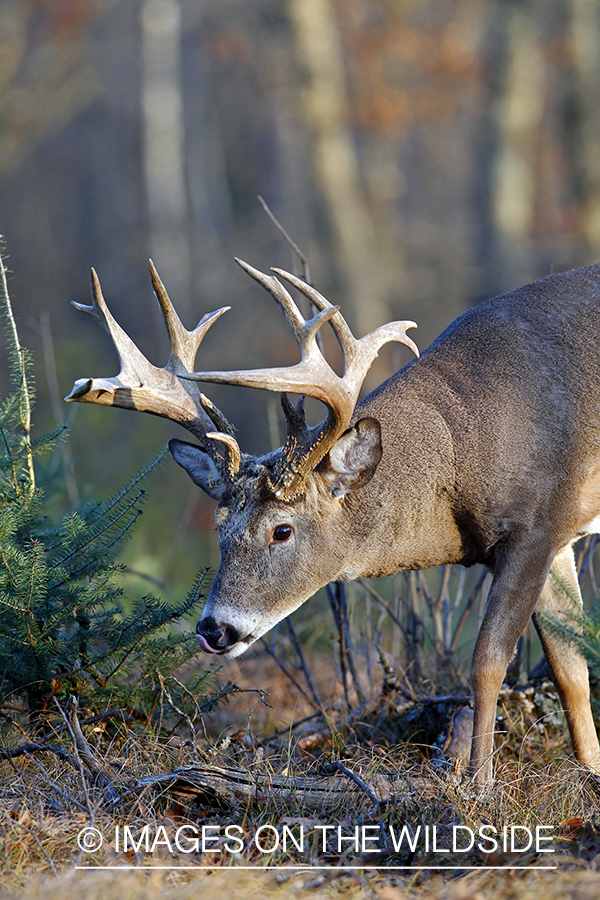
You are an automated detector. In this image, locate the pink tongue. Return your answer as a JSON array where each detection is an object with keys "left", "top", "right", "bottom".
[{"left": 197, "top": 633, "right": 220, "bottom": 654}]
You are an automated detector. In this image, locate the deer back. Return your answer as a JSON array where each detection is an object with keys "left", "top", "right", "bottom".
[{"left": 357, "top": 263, "right": 600, "bottom": 574}]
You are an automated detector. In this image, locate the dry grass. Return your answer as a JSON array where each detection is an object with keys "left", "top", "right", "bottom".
[
  {"left": 2, "top": 857, "right": 600, "bottom": 900},
  {"left": 3, "top": 632, "right": 600, "bottom": 899},
  {"left": 3, "top": 696, "right": 600, "bottom": 900}
]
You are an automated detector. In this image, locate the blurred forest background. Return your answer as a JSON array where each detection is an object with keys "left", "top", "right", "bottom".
[{"left": 1, "top": 0, "right": 600, "bottom": 615}]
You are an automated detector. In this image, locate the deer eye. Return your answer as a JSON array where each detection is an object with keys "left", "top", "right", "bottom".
[{"left": 271, "top": 524, "right": 293, "bottom": 543}]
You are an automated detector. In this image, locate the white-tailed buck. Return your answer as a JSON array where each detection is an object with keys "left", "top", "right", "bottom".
[{"left": 66, "top": 259, "right": 600, "bottom": 783}]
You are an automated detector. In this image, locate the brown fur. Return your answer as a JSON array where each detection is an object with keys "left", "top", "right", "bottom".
[{"left": 193, "top": 264, "right": 600, "bottom": 784}]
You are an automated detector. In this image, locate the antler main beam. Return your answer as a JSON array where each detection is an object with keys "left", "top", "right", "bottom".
[
  {"left": 66, "top": 258, "right": 418, "bottom": 497},
  {"left": 184, "top": 259, "right": 419, "bottom": 499}
]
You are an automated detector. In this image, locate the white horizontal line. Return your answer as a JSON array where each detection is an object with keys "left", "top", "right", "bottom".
[{"left": 76, "top": 865, "right": 558, "bottom": 871}]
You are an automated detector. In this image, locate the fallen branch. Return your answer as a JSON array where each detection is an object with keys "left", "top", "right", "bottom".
[
  {"left": 128, "top": 762, "right": 429, "bottom": 811},
  {"left": 0, "top": 742, "right": 78, "bottom": 763},
  {"left": 54, "top": 696, "right": 121, "bottom": 805}
]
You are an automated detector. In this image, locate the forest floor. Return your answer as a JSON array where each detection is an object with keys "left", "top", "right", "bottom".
[{"left": 2, "top": 651, "right": 600, "bottom": 900}]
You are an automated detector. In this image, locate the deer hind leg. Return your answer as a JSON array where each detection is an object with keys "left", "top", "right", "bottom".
[{"left": 532, "top": 543, "right": 600, "bottom": 773}]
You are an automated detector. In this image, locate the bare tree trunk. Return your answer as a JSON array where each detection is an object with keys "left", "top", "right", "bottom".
[
  {"left": 141, "top": 0, "right": 191, "bottom": 316},
  {"left": 0, "top": 2, "right": 99, "bottom": 181},
  {"left": 492, "top": 5, "right": 543, "bottom": 273},
  {"left": 288, "top": 0, "right": 387, "bottom": 335},
  {"left": 571, "top": 0, "right": 600, "bottom": 258}
]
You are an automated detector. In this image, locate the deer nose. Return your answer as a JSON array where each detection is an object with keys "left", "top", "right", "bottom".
[{"left": 196, "top": 616, "right": 240, "bottom": 654}]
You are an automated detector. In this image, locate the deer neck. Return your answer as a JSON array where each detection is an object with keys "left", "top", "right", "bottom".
[{"left": 336, "top": 389, "right": 466, "bottom": 580}]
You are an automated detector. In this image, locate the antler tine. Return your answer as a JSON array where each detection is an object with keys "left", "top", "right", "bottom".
[
  {"left": 71, "top": 268, "right": 150, "bottom": 383},
  {"left": 272, "top": 267, "right": 419, "bottom": 374},
  {"left": 206, "top": 432, "right": 241, "bottom": 480},
  {"left": 358, "top": 321, "right": 420, "bottom": 370},
  {"left": 186, "top": 261, "right": 418, "bottom": 402},
  {"left": 235, "top": 258, "right": 343, "bottom": 352},
  {"left": 200, "top": 394, "right": 237, "bottom": 438},
  {"left": 184, "top": 258, "right": 421, "bottom": 500},
  {"left": 66, "top": 268, "right": 242, "bottom": 480},
  {"left": 271, "top": 267, "right": 357, "bottom": 361},
  {"left": 234, "top": 257, "right": 308, "bottom": 346},
  {"left": 185, "top": 259, "right": 346, "bottom": 404},
  {"left": 149, "top": 259, "right": 230, "bottom": 374}
]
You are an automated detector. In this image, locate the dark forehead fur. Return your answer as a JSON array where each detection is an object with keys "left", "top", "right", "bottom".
[{"left": 221, "top": 451, "right": 305, "bottom": 510}]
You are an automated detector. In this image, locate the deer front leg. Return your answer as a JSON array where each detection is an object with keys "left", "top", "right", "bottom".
[
  {"left": 469, "top": 539, "right": 554, "bottom": 784},
  {"left": 533, "top": 544, "right": 600, "bottom": 773}
]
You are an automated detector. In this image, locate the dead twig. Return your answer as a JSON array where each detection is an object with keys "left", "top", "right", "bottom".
[
  {"left": 257, "top": 195, "right": 311, "bottom": 285},
  {"left": 0, "top": 741, "right": 78, "bottom": 764},
  {"left": 51, "top": 696, "right": 93, "bottom": 815},
  {"left": 377, "top": 647, "right": 471, "bottom": 707},
  {"left": 156, "top": 671, "right": 204, "bottom": 764},
  {"left": 286, "top": 618, "right": 324, "bottom": 710},
  {"left": 359, "top": 579, "right": 408, "bottom": 639},
  {"left": 323, "top": 759, "right": 383, "bottom": 816},
  {"left": 53, "top": 696, "right": 121, "bottom": 806},
  {"left": 257, "top": 196, "right": 325, "bottom": 353},
  {"left": 22, "top": 752, "right": 89, "bottom": 812},
  {"left": 450, "top": 568, "right": 488, "bottom": 653},
  {"left": 64, "top": 696, "right": 107, "bottom": 773},
  {"left": 259, "top": 711, "right": 324, "bottom": 742},
  {"left": 1, "top": 706, "right": 128, "bottom": 750},
  {"left": 259, "top": 638, "right": 323, "bottom": 713},
  {"left": 327, "top": 582, "right": 366, "bottom": 708}
]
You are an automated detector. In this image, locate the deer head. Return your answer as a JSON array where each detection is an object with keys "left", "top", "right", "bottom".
[{"left": 66, "top": 260, "right": 418, "bottom": 656}]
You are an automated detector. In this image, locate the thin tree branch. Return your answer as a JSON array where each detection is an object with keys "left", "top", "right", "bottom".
[
  {"left": 260, "top": 638, "right": 323, "bottom": 713},
  {"left": 258, "top": 195, "right": 312, "bottom": 285},
  {"left": 286, "top": 618, "right": 324, "bottom": 709}
]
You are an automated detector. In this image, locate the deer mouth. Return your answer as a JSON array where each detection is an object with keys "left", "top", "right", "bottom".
[
  {"left": 196, "top": 633, "right": 223, "bottom": 654},
  {"left": 196, "top": 633, "right": 256, "bottom": 657},
  {"left": 196, "top": 617, "right": 251, "bottom": 655}
]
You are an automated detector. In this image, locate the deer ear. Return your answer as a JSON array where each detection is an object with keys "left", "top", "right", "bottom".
[
  {"left": 168, "top": 438, "right": 226, "bottom": 501},
  {"left": 318, "top": 417, "right": 382, "bottom": 498}
]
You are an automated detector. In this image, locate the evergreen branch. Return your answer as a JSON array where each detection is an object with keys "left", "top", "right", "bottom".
[
  {"left": 0, "top": 418, "right": 19, "bottom": 496},
  {"left": 30, "top": 568, "right": 118, "bottom": 642},
  {"left": 92, "top": 643, "right": 146, "bottom": 684},
  {"left": 88, "top": 607, "right": 172, "bottom": 679},
  {"left": 10, "top": 424, "right": 68, "bottom": 462},
  {"left": 0, "top": 257, "right": 227, "bottom": 721},
  {"left": 0, "top": 630, "right": 36, "bottom": 648},
  {"left": 0, "top": 509, "right": 15, "bottom": 577},
  {"left": 43, "top": 449, "right": 165, "bottom": 556},
  {"left": 49, "top": 491, "right": 146, "bottom": 571},
  {"left": 101, "top": 508, "right": 144, "bottom": 554},
  {"left": 25, "top": 541, "right": 41, "bottom": 644},
  {"left": 0, "top": 597, "right": 28, "bottom": 612}
]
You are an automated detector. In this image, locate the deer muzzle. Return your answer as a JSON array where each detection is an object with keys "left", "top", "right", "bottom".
[{"left": 196, "top": 616, "right": 241, "bottom": 654}]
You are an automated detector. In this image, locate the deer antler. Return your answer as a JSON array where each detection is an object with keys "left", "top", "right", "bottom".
[
  {"left": 184, "top": 260, "right": 419, "bottom": 499},
  {"left": 65, "top": 261, "right": 242, "bottom": 481}
]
